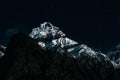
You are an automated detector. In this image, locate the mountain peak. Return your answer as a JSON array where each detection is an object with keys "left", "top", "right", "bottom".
[
  {"left": 2, "top": 31, "right": 115, "bottom": 80},
  {"left": 29, "top": 22, "right": 115, "bottom": 68},
  {"left": 1, "top": 22, "right": 120, "bottom": 80},
  {"left": 29, "top": 22, "right": 65, "bottom": 41}
]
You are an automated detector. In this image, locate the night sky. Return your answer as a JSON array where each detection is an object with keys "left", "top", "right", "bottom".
[{"left": 0, "top": 0, "right": 120, "bottom": 52}]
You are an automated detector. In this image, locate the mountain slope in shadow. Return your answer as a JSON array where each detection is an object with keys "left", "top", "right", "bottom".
[{"left": 0, "top": 33, "right": 119, "bottom": 80}]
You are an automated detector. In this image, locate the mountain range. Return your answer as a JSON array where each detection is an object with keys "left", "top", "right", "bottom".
[{"left": 0, "top": 22, "right": 120, "bottom": 80}]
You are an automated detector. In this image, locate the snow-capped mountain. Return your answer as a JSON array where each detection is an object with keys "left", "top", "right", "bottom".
[
  {"left": 0, "top": 22, "right": 120, "bottom": 80},
  {"left": 29, "top": 22, "right": 78, "bottom": 54},
  {"left": 29, "top": 22, "right": 97, "bottom": 58},
  {"left": 29, "top": 22, "right": 114, "bottom": 67},
  {"left": 3, "top": 32, "right": 115, "bottom": 80}
]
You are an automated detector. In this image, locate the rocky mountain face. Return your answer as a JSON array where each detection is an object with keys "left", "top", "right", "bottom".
[
  {"left": 107, "top": 43, "right": 120, "bottom": 69},
  {"left": 29, "top": 22, "right": 120, "bottom": 69},
  {"left": 0, "top": 33, "right": 117, "bottom": 80},
  {"left": 0, "top": 22, "right": 120, "bottom": 80},
  {"left": 107, "top": 44, "right": 120, "bottom": 62}
]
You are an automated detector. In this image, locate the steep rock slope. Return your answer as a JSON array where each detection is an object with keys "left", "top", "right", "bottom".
[
  {"left": 0, "top": 22, "right": 120, "bottom": 80},
  {"left": 0, "top": 33, "right": 116, "bottom": 80}
]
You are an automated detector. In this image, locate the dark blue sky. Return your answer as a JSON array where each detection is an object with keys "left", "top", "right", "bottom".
[{"left": 0, "top": 0, "right": 120, "bottom": 52}]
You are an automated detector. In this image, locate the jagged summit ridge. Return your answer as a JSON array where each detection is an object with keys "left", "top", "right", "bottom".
[
  {"left": 29, "top": 22, "right": 79, "bottom": 53},
  {"left": 30, "top": 22, "right": 120, "bottom": 69},
  {"left": 29, "top": 22, "right": 90, "bottom": 57},
  {"left": 29, "top": 22, "right": 66, "bottom": 40},
  {"left": 29, "top": 22, "right": 109, "bottom": 60}
]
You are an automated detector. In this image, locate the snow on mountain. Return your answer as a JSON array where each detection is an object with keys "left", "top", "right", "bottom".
[
  {"left": 29, "top": 22, "right": 78, "bottom": 53},
  {"left": 29, "top": 22, "right": 66, "bottom": 41},
  {"left": 29, "top": 22, "right": 111, "bottom": 62},
  {"left": 0, "top": 44, "right": 6, "bottom": 58},
  {"left": 29, "top": 22, "right": 120, "bottom": 69}
]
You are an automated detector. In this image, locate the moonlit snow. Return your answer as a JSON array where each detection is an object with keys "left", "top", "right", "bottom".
[{"left": 29, "top": 22, "right": 120, "bottom": 69}]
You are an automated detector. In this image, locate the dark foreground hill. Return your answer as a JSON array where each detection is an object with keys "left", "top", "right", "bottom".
[{"left": 0, "top": 33, "right": 120, "bottom": 80}]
